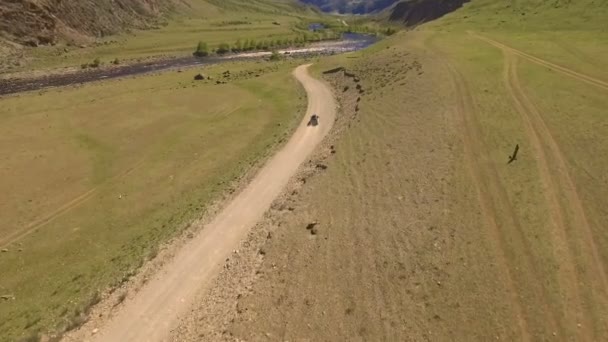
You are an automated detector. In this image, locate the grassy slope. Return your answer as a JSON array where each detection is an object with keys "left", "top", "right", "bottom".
[
  {"left": 0, "top": 60, "right": 305, "bottom": 341},
  {"left": 224, "top": 1, "right": 608, "bottom": 341},
  {"left": 8, "top": 0, "right": 320, "bottom": 72}
]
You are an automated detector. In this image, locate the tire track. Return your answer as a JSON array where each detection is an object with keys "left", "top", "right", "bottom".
[
  {"left": 471, "top": 32, "right": 608, "bottom": 91},
  {"left": 502, "top": 51, "right": 608, "bottom": 292},
  {"left": 503, "top": 52, "right": 593, "bottom": 339},
  {"left": 443, "top": 60, "right": 536, "bottom": 341},
  {"left": 0, "top": 158, "right": 147, "bottom": 248}
]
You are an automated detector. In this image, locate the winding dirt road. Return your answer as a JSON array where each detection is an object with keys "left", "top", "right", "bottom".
[{"left": 87, "top": 64, "right": 336, "bottom": 342}]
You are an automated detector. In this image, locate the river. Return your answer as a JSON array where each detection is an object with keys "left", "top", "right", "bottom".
[{"left": 0, "top": 34, "right": 377, "bottom": 96}]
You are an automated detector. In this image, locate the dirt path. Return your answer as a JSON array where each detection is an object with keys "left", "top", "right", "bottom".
[
  {"left": 471, "top": 32, "right": 608, "bottom": 91},
  {"left": 503, "top": 52, "right": 598, "bottom": 339},
  {"left": 491, "top": 41, "right": 608, "bottom": 293},
  {"left": 74, "top": 64, "right": 335, "bottom": 342},
  {"left": 443, "top": 61, "right": 535, "bottom": 341}
]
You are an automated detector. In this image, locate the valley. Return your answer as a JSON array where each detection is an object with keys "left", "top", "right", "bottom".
[{"left": 1, "top": 0, "right": 607, "bottom": 341}]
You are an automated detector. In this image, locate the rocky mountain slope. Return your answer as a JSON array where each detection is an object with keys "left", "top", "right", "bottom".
[
  {"left": 0, "top": 0, "right": 179, "bottom": 47},
  {"left": 299, "top": 0, "right": 398, "bottom": 14},
  {"left": 387, "top": 0, "right": 469, "bottom": 26}
]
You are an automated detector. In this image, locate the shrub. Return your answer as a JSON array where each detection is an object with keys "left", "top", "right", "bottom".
[
  {"left": 385, "top": 27, "right": 397, "bottom": 36},
  {"left": 193, "top": 41, "right": 209, "bottom": 57},
  {"left": 269, "top": 50, "right": 281, "bottom": 61},
  {"left": 90, "top": 58, "right": 101, "bottom": 68},
  {"left": 216, "top": 43, "right": 231, "bottom": 54},
  {"left": 232, "top": 39, "right": 243, "bottom": 53},
  {"left": 112, "top": 58, "right": 120, "bottom": 65}
]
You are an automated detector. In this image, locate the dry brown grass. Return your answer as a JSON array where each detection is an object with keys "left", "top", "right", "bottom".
[{"left": 183, "top": 28, "right": 608, "bottom": 341}]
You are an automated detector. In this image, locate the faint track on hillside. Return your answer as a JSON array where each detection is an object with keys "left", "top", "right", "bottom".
[
  {"left": 441, "top": 60, "right": 538, "bottom": 341},
  {"left": 471, "top": 32, "right": 608, "bottom": 91},
  {"left": 0, "top": 158, "right": 147, "bottom": 248},
  {"left": 503, "top": 51, "right": 599, "bottom": 339},
  {"left": 486, "top": 39, "right": 608, "bottom": 292},
  {"left": 502, "top": 45, "right": 608, "bottom": 312}
]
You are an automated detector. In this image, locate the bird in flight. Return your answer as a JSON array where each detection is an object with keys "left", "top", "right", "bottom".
[{"left": 508, "top": 144, "right": 519, "bottom": 164}]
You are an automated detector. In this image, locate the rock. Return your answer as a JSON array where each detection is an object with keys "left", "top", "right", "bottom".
[
  {"left": 194, "top": 73, "right": 205, "bottom": 80},
  {"left": 1, "top": 249, "right": 7, "bottom": 253},
  {"left": 316, "top": 163, "right": 328, "bottom": 170},
  {"left": 92, "top": 328, "right": 99, "bottom": 335},
  {"left": 306, "top": 222, "right": 318, "bottom": 230},
  {"left": 1, "top": 294, "right": 14, "bottom": 300},
  {"left": 310, "top": 228, "right": 318, "bottom": 235}
]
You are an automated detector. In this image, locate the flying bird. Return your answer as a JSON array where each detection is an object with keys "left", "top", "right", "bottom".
[{"left": 508, "top": 144, "right": 519, "bottom": 164}]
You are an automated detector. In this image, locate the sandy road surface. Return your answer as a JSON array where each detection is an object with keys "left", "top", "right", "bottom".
[{"left": 87, "top": 64, "right": 336, "bottom": 342}]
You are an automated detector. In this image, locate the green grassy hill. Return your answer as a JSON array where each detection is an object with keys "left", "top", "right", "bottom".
[
  {"left": 431, "top": 0, "right": 608, "bottom": 30},
  {"left": 222, "top": 0, "right": 608, "bottom": 341}
]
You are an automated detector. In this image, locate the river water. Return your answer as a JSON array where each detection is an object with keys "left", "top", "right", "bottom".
[{"left": 0, "top": 34, "right": 377, "bottom": 96}]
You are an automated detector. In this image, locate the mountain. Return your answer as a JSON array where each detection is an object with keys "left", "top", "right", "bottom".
[
  {"left": 0, "top": 0, "right": 182, "bottom": 48},
  {"left": 386, "top": 0, "right": 469, "bottom": 26},
  {"left": 299, "top": 0, "right": 398, "bottom": 14},
  {"left": 400, "top": 0, "right": 608, "bottom": 30}
]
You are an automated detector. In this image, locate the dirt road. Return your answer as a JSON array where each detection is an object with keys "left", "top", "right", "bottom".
[{"left": 87, "top": 64, "right": 336, "bottom": 342}]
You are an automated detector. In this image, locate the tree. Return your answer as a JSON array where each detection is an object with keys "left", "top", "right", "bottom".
[
  {"left": 194, "top": 41, "right": 209, "bottom": 57},
  {"left": 216, "top": 42, "right": 231, "bottom": 54}
]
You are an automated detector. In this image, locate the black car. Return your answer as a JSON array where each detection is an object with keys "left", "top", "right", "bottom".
[{"left": 307, "top": 114, "right": 319, "bottom": 126}]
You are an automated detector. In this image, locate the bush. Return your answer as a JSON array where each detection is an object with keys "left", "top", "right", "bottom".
[
  {"left": 90, "top": 58, "right": 101, "bottom": 68},
  {"left": 385, "top": 27, "right": 398, "bottom": 36},
  {"left": 112, "top": 58, "right": 120, "bottom": 65},
  {"left": 216, "top": 43, "right": 231, "bottom": 54},
  {"left": 232, "top": 39, "right": 243, "bottom": 53},
  {"left": 269, "top": 50, "right": 281, "bottom": 61},
  {"left": 193, "top": 41, "right": 209, "bottom": 57}
]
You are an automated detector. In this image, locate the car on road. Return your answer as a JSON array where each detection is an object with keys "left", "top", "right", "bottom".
[{"left": 308, "top": 114, "right": 319, "bottom": 126}]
